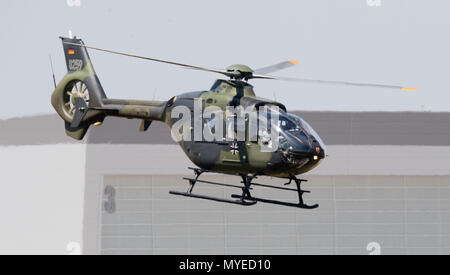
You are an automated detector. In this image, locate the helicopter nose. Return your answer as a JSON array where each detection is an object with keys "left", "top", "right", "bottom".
[
  {"left": 310, "top": 145, "right": 326, "bottom": 161},
  {"left": 282, "top": 143, "right": 317, "bottom": 166},
  {"left": 309, "top": 138, "right": 326, "bottom": 160},
  {"left": 280, "top": 132, "right": 325, "bottom": 165},
  {"left": 290, "top": 139, "right": 325, "bottom": 160}
]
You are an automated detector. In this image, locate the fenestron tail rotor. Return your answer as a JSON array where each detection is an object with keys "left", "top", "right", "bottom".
[
  {"left": 64, "top": 80, "right": 90, "bottom": 120},
  {"left": 63, "top": 41, "right": 418, "bottom": 91}
]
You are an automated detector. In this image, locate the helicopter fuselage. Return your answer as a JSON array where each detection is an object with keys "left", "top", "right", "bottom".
[{"left": 162, "top": 79, "right": 326, "bottom": 178}]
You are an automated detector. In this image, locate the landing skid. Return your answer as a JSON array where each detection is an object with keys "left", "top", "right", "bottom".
[
  {"left": 169, "top": 191, "right": 257, "bottom": 206},
  {"left": 168, "top": 167, "right": 319, "bottom": 209},
  {"left": 230, "top": 194, "right": 318, "bottom": 209}
]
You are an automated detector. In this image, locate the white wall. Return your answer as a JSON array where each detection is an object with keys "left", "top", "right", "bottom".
[
  {"left": 314, "top": 146, "right": 450, "bottom": 176},
  {"left": 0, "top": 144, "right": 86, "bottom": 254}
]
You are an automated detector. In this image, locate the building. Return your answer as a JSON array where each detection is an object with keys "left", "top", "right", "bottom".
[{"left": 1, "top": 111, "right": 450, "bottom": 255}]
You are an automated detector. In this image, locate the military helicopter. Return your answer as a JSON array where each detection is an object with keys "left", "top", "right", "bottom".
[{"left": 51, "top": 36, "right": 417, "bottom": 209}]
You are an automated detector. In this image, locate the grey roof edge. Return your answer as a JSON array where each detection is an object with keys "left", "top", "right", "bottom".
[{"left": 1, "top": 111, "right": 450, "bottom": 146}]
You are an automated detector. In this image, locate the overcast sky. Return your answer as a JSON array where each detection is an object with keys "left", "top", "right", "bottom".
[{"left": 1, "top": 0, "right": 449, "bottom": 119}]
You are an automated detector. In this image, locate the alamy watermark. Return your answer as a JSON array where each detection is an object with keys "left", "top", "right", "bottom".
[
  {"left": 66, "top": 241, "right": 81, "bottom": 255},
  {"left": 170, "top": 99, "right": 281, "bottom": 152},
  {"left": 366, "top": 242, "right": 381, "bottom": 255},
  {"left": 366, "top": 0, "right": 381, "bottom": 7},
  {"left": 67, "top": 0, "right": 81, "bottom": 7}
]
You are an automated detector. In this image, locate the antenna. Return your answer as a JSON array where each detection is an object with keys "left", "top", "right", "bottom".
[{"left": 49, "top": 55, "right": 57, "bottom": 88}]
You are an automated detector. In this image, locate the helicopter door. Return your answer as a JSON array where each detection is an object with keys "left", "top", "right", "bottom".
[
  {"left": 219, "top": 115, "right": 248, "bottom": 164},
  {"left": 245, "top": 110, "right": 273, "bottom": 169}
]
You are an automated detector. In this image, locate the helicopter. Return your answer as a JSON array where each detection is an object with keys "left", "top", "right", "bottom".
[{"left": 51, "top": 36, "right": 417, "bottom": 209}]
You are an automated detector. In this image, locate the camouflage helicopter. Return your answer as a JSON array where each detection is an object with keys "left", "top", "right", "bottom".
[{"left": 51, "top": 36, "right": 417, "bottom": 209}]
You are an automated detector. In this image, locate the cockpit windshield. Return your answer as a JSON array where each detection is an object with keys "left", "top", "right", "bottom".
[
  {"left": 263, "top": 106, "right": 311, "bottom": 144},
  {"left": 278, "top": 115, "right": 309, "bottom": 140},
  {"left": 288, "top": 113, "right": 326, "bottom": 152},
  {"left": 254, "top": 106, "right": 326, "bottom": 154},
  {"left": 279, "top": 117, "right": 296, "bottom": 131}
]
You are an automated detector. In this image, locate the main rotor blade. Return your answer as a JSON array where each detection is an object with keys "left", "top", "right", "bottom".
[
  {"left": 252, "top": 74, "right": 418, "bottom": 91},
  {"left": 253, "top": 60, "right": 299, "bottom": 75},
  {"left": 63, "top": 41, "right": 417, "bottom": 91},
  {"left": 63, "top": 42, "right": 232, "bottom": 77}
]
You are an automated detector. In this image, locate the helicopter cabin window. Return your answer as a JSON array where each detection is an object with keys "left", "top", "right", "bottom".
[
  {"left": 225, "top": 114, "right": 247, "bottom": 142},
  {"left": 247, "top": 112, "right": 259, "bottom": 143},
  {"left": 226, "top": 116, "right": 235, "bottom": 140},
  {"left": 248, "top": 109, "right": 276, "bottom": 143},
  {"left": 202, "top": 111, "right": 227, "bottom": 142}
]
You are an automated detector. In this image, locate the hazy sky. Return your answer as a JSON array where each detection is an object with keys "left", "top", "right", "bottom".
[{"left": 1, "top": 0, "right": 449, "bottom": 119}]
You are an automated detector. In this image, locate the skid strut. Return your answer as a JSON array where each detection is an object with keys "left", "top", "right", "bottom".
[
  {"left": 169, "top": 168, "right": 256, "bottom": 206},
  {"left": 232, "top": 175, "right": 319, "bottom": 209},
  {"left": 290, "top": 177, "right": 319, "bottom": 209},
  {"left": 170, "top": 168, "right": 319, "bottom": 209},
  {"left": 187, "top": 168, "right": 203, "bottom": 193},
  {"left": 239, "top": 174, "right": 257, "bottom": 202}
]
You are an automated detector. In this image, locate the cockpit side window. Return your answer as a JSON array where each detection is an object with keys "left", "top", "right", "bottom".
[{"left": 248, "top": 106, "right": 280, "bottom": 144}]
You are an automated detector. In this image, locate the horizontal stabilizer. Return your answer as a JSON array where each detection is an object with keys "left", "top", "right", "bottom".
[
  {"left": 64, "top": 122, "right": 90, "bottom": 140},
  {"left": 71, "top": 97, "right": 89, "bottom": 128}
]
